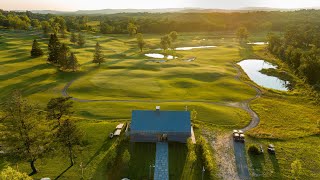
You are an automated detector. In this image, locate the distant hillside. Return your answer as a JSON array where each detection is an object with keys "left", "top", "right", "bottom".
[{"left": 30, "top": 7, "right": 320, "bottom": 15}]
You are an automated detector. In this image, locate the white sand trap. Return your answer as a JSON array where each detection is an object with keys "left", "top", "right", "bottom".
[
  {"left": 247, "top": 42, "right": 268, "bottom": 45},
  {"left": 145, "top": 53, "right": 177, "bottom": 59}
]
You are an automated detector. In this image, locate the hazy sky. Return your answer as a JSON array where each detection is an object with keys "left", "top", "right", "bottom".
[{"left": 1, "top": 0, "right": 320, "bottom": 11}]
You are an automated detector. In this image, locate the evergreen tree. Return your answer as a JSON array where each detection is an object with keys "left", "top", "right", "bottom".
[
  {"left": 48, "top": 34, "right": 61, "bottom": 64},
  {"left": 77, "top": 33, "right": 86, "bottom": 47},
  {"left": 70, "top": 32, "right": 77, "bottom": 44},
  {"left": 66, "top": 52, "right": 79, "bottom": 72},
  {"left": 30, "top": 39, "right": 43, "bottom": 57},
  {"left": 92, "top": 42, "right": 105, "bottom": 66},
  {"left": 58, "top": 43, "right": 69, "bottom": 68}
]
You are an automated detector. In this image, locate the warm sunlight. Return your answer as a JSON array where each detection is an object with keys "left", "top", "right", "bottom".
[
  {"left": 0, "top": 1, "right": 320, "bottom": 179},
  {"left": 1, "top": 0, "right": 320, "bottom": 10}
]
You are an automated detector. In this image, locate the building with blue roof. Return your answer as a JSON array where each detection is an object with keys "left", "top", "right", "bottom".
[{"left": 130, "top": 106, "right": 191, "bottom": 143}]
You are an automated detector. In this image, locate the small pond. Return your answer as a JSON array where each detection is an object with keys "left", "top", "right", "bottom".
[
  {"left": 145, "top": 53, "right": 177, "bottom": 59},
  {"left": 237, "top": 59, "right": 290, "bottom": 91}
]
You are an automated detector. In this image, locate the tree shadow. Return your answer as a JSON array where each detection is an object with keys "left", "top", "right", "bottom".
[
  {"left": 248, "top": 153, "right": 265, "bottom": 177},
  {"left": 85, "top": 136, "right": 114, "bottom": 167},
  {"left": 269, "top": 154, "right": 281, "bottom": 178},
  {"left": 0, "top": 63, "right": 48, "bottom": 81},
  {"left": 54, "top": 165, "right": 73, "bottom": 180}
]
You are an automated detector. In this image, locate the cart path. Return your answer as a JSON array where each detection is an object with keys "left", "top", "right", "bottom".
[{"left": 61, "top": 63, "right": 262, "bottom": 180}]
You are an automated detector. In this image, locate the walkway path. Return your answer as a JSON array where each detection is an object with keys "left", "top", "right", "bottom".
[{"left": 154, "top": 142, "right": 169, "bottom": 180}]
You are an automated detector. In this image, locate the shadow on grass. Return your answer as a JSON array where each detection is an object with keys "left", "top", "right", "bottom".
[
  {"left": 0, "top": 63, "right": 48, "bottom": 81},
  {"left": 269, "top": 154, "right": 281, "bottom": 177},
  {"left": 54, "top": 165, "right": 73, "bottom": 180},
  {"left": 248, "top": 152, "right": 265, "bottom": 177},
  {"left": 85, "top": 137, "right": 114, "bottom": 167}
]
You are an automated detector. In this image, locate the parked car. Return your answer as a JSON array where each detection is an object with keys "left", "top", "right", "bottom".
[
  {"left": 233, "top": 130, "right": 245, "bottom": 142},
  {"left": 268, "top": 144, "right": 276, "bottom": 154}
]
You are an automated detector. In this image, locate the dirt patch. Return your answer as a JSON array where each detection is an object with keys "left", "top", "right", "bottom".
[{"left": 203, "top": 130, "right": 240, "bottom": 180}]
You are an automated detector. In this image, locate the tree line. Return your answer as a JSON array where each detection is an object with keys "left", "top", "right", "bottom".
[
  {"left": 267, "top": 24, "right": 320, "bottom": 90},
  {"left": 2, "top": 9, "right": 320, "bottom": 34},
  {"left": 0, "top": 92, "right": 83, "bottom": 175}
]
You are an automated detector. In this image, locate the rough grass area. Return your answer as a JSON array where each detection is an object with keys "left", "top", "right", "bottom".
[
  {"left": 245, "top": 136, "right": 320, "bottom": 179},
  {"left": 248, "top": 95, "right": 320, "bottom": 139},
  {"left": 0, "top": 120, "right": 119, "bottom": 179},
  {"left": 242, "top": 44, "right": 320, "bottom": 179}
]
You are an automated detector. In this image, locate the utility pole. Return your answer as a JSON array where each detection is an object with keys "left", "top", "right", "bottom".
[{"left": 202, "top": 166, "right": 205, "bottom": 180}]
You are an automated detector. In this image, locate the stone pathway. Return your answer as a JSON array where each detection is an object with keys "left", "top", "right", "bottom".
[{"left": 154, "top": 142, "right": 169, "bottom": 180}]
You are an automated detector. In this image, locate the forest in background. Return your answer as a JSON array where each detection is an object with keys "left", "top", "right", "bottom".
[{"left": 1, "top": 9, "right": 320, "bottom": 33}]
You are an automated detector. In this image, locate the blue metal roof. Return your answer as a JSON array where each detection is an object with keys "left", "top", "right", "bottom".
[{"left": 131, "top": 110, "right": 191, "bottom": 133}]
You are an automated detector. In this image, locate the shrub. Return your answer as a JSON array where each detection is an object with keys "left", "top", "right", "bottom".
[
  {"left": 248, "top": 144, "right": 261, "bottom": 155},
  {"left": 197, "top": 136, "right": 219, "bottom": 180}
]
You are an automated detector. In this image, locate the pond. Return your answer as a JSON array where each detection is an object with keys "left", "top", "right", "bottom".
[
  {"left": 145, "top": 53, "right": 177, "bottom": 59},
  {"left": 237, "top": 59, "right": 290, "bottom": 91}
]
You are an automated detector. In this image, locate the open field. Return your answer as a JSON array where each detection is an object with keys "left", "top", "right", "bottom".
[
  {"left": 0, "top": 30, "right": 254, "bottom": 179},
  {"left": 0, "top": 28, "right": 319, "bottom": 179}
]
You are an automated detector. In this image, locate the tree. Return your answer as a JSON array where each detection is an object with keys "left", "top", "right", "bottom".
[
  {"left": 0, "top": 91, "right": 52, "bottom": 175},
  {"left": 0, "top": 166, "right": 33, "bottom": 180},
  {"left": 48, "top": 34, "right": 61, "bottom": 64},
  {"left": 58, "top": 43, "right": 70, "bottom": 68},
  {"left": 70, "top": 32, "right": 77, "bottom": 44},
  {"left": 66, "top": 52, "right": 79, "bottom": 72},
  {"left": 169, "top": 31, "right": 178, "bottom": 49},
  {"left": 30, "top": 39, "right": 43, "bottom": 57},
  {"left": 136, "top": 33, "right": 146, "bottom": 52},
  {"left": 186, "top": 138, "right": 196, "bottom": 169},
  {"left": 191, "top": 109, "right": 197, "bottom": 121},
  {"left": 127, "top": 23, "right": 137, "bottom": 36},
  {"left": 122, "top": 149, "right": 131, "bottom": 172},
  {"left": 122, "top": 149, "right": 131, "bottom": 165},
  {"left": 236, "top": 27, "right": 249, "bottom": 43},
  {"left": 46, "top": 97, "right": 73, "bottom": 128},
  {"left": 41, "top": 21, "right": 51, "bottom": 34},
  {"left": 77, "top": 33, "right": 86, "bottom": 47},
  {"left": 291, "top": 160, "right": 302, "bottom": 180},
  {"left": 56, "top": 119, "right": 83, "bottom": 166},
  {"left": 92, "top": 42, "right": 105, "bottom": 66},
  {"left": 31, "top": 19, "right": 41, "bottom": 29},
  {"left": 160, "top": 35, "right": 172, "bottom": 51}
]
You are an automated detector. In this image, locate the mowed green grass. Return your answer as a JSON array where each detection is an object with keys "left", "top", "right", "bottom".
[
  {"left": 68, "top": 33, "right": 256, "bottom": 102},
  {"left": 0, "top": 30, "right": 253, "bottom": 179}
]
